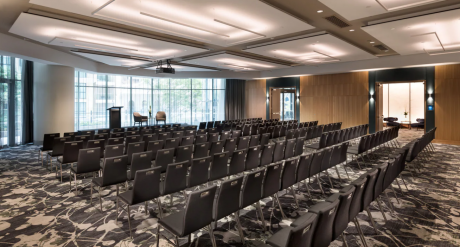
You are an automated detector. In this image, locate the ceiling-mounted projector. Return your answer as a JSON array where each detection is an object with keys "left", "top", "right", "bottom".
[{"left": 156, "top": 59, "right": 175, "bottom": 74}]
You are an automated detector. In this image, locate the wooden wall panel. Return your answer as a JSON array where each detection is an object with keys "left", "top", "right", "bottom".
[
  {"left": 435, "top": 65, "right": 460, "bottom": 143},
  {"left": 245, "top": 79, "right": 266, "bottom": 119},
  {"left": 300, "top": 72, "right": 369, "bottom": 128}
]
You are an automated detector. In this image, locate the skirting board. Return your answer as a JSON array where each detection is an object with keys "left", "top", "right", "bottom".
[{"left": 433, "top": 139, "right": 460, "bottom": 146}]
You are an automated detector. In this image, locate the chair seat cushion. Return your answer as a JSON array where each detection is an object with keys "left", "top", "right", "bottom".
[
  {"left": 305, "top": 143, "right": 320, "bottom": 149},
  {"left": 157, "top": 118, "right": 166, "bottom": 121},
  {"left": 92, "top": 177, "right": 103, "bottom": 187},
  {"left": 159, "top": 210, "right": 185, "bottom": 237},
  {"left": 118, "top": 190, "right": 133, "bottom": 205},
  {"left": 266, "top": 227, "right": 292, "bottom": 247},
  {"left": 71, "top": 166, "right": 100, "bottom": 175}
]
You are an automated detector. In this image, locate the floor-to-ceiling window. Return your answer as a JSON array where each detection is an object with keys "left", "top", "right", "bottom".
[
  {"left": 0, "top": 56, "right": 23, "bottom": 147},
  {"left": 74, "top": 71, "right": 225, "bottom": 130}
]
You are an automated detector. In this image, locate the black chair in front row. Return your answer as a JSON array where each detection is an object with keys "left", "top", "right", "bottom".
[{"left": 69, "top": 147, "right": 101, "bottom": 194}]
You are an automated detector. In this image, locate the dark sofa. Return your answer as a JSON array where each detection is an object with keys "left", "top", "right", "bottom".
[
  {"left": 384, "top": 117, "right": 400, "bottom": 127},
  {"left": 411, "top": 118, "right": 424, "bottom": 130}
]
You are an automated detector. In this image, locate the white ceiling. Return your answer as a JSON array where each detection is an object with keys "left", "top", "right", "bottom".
[
  {"left": 319, "top": 0, "right": 445, "bottom": 21},
  {"left": 9, "top": 13, "right": 208, "bottom": 61},
  {"left": 362, "top": 8, "right": 460, "bottom": 55},
  {"left": 245, "top": 33, "right": 376, "bottom": 65},
  {"left": 29, "top": 0, "right": 314, "bottom": 47},
  {"left": 182, "top": 52, "right": 290, "bottom": 71}
]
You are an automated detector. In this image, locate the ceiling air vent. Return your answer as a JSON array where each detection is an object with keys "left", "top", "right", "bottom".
[
  {"left": 324, "top": 16, "right": 350, "bottom": 28},
  {"left": 373, "top": 44, "right": 389, "bottom": 52}
]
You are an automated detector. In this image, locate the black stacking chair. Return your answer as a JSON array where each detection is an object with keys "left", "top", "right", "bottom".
[
  {"left": 104, "top": 144, "right": 124, "bottom": 161},
  {"left": 212, "top": 176, "right": 245, "bottom": 244},
  {"left": 229, "top": 149, "right": 247, "bottom": 176},
  {"left": 194, "top": 142, "right": 210, "bottom": 159},
  {"left": 195, "top": 134, "right": 207, "bottom": 144},
  {"left": 244, "top": 145, "right": 261, "bottom": 170},
  {"left": 91, "top": 155, "right": 128, "bottom": 211},
  {"left": 208, "top": 133, "right": 219, "bottom": 143},
  {"left": 107, "top": 137, "right": 123, "bottom": 146},
  {"left": 142, "top": 134, "right": 158, "bottom": 151},
  {"left": 171, "top": 131, "right": 183, "bottom": 139},
  {"left": 39, "top": 133, "right": 60, "bottom": 166},
  {"left": 80, "top": 130, "right": 95, "bottom": 140},
  {"left": 125, "top": 131, "right": 139, "bottom": 137},
  {"left": 242, "top": 124, "right": 251, "bottom": 136},
  {"left": 57, "top": 141, "right": 83, "bottom": 182},
  {"left": 309, "top": 150, "right": 327, "bottom": 194},
  {"left": 180, "top": 136, "right": 193, "bottom": 146},
  {"left": 154, "top": 148, "right": 175, "bottom": 173},
  {"left": 305, "top": 198, "right": 340, "bottom": 247},
  {"left": 306, "top": 133, "right": 327, "bottom": 150},
  {"left": 262, "top": 162, "right": 285, "bottom": 219},
  {"left": 296, "top": 154, "right": 313, "bottom": 197},
  {"left": 239, "top": 169, "right": 267, "bottom": 231},
  {"left": 208, "top": 128, "right": 218, "bottom": 134},
  {"left": 326, "top": 186, "right": 355, "bottom": 244},
  {"left": 140, "top": 129, "right": 153, "bottom": 138},
  {"left": 209, "top": 141, "right": 225, "bottom": 157},
  {"left": 175, "top": 145, "right": 193, "bottom": 164},
  {"left": 162, "top": 161, "right": 189, "bottom": 208},
  {"left": 280, "top": 157, "right": 300, "bottom": 209},
  {"left": 326, "top": 131, "right": 336, "bottom": 147},
  {"left": 69, "top": 147, "right": 101, "bottom": 193},
  {"left": 249, "top": 134, "right": 260, "bottom": 147},
  {"left": 156, "top": 186, "right": 218, "bottom": 247},
  {"left": 223, "top": 138, "right": 237, "bottom": 158},
  {"left": 272, "top": 125, "right": 282, "bottom": 139},
  {"left": 147, "top": 140, "right": 164, "bottom": 161},
  {"left": 126, "top": 142, "right": 145, "bottom": 165},
  {"left": 117, "top": 167, "right": 163, "bottom": 237},
  {"left": 280, "top": 125, "right": 287, "bottom": 138},
  {"left": 294, "top": 137, "right": 305, "bottom": 156},
  {"left": 164, "top": 138, "right": 180, "bottom": 149},
  {"left": 220, "top": 131, "right": 230, "bottom": 142},
  {"left": 93, "top": 133, "right": 109, "bottom": 143},
  {"left": 184, "top": 130, "right": 196, "bottom": 137},
  {"left": 158, "top": 132, "right": 172, "bottom": 141},
  {"left": 286, "top": 129, "right": 295, "bottom": 140},
  {"left": 199, "top": 122, "right": 206, "bottom": 130},
  {"left": 359, "top": 169, "right": 379, "bottom": 234},
  {"left": 340, "top": 176, "right": 368, "bottom": 247},
  {"left": 260, "top": 133, "right": 270, "bottom": 147},
  {"left": 261, "top": 143, "right": 275, "bottom": 166},
  {"left": 127, "top": 151, "right": 152, "bottom": 181},
  {"left": 154, "top": 128, "right": 165, "bottom": 135},
  {"left": 126, "top": 127, "right": 138, "bottom": 132},
  {"left": 209, "top": 152, "right": 229, "bottom": 181},
  {"left": 273, "top": 141, "right": 285, "bottom": 163},
  {"left": 124, "top": 135, "right": 141, "bottom": 154},
  {"left": 112, "top": 128, "right": 124, "bottom": 133},
  {"left": 261, "top": 212, "right": 318, "bottom": 247},
  {"left": 237, "top": 136, "right": 251, "bottom": 150},
  {"left": 87, "top": 137, "right": 106, "bottom": 156},
  {"left": 284, "top": 139, "right": 296, "bottom": 159},
  {"left": 206, "top": 121, "right": 214, "bottom": 129},
  {"left": 232, "top": 129, "right": 242, "bottom": 138},
  {"left": 188, "top": 157, "right": 211, "bottom": 189},
  {"left": 64, "top": 132, "right": 76, "bottom": 140},
  {"left": 75, "top": 135, "right": 90, "bottom": 148},
  {"left": 347, "top": 136, "right": 368, "bottom": 169}
]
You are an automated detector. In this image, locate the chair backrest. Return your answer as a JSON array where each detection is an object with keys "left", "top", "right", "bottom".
[
  {"left": 163, "top": 161, "right": 189, "bottom": 195},
  {"left": 87, "top": 140, "right": 105, "bottom": 158},
  {"left": 164, "top": 137, "right": 180, "bottom": 149},
  {"left": 260, "top": 143, "right": 275, "bottom": 166},
  {"left": 188, "top": 156, "right": 212, "bottom": 188},
  {"left": 61, "top": 141, "right": 84, "bottom": 163},
  {"left": 75, "top": 135, "right": 90, "bottom": 148},
  {"left": 273, "top": 141, "right": 285, "bottom": 163},
  {"left": 309, "top": 149, "right": 326, "bottom": 176},
  {"left": 195, "top": 134, "right": 207, "bottom": 144},
  {"left": 130, "top": 167, "right": 162, "bottom": 205},
  {"left": 245, "top": 145, "right": 262, "bottom": 170},
  {"left": 220, "top": 131, "right": 230, "bottom": 142},
  {"left": 240, "top": 168, "right": 266, "bottom": 209},
  {"left": 154, "top": 148, "right": 175, "bottom": 173},
  {"left": 199, "top": 122, "right": 206, "bottom": 130},
  {"left": 281, "top": 157, "right": 299, "bottom": 190},
  {"left": 104, "top": 144, "right": 124, "bottom": 159},
  {"left": 229, "top": 149, "right": 247, "bottom": 176},
  {"left": 345, "top": 175, "right": 367, "bottom": 221},
  {"left": 262, "top": 162, "right": 283, "bottom": 198},
  {"left": 158, "top": 132, "right": 172, "bottom": 141},
  {"left": 214, "top": 176, "right": 244, "bottom": 221},
  {"left": 126, "top": 131, "right": 139, "bottom": 137},
  {"left": 181, "top": 185, "right": 218, "bottom": 236},
  {"left": 175, "top": 145, "right": 193, "bottom": 163},
  {"left": 206, "top": 121, "right": 214, "bottom": 129},
  {"left": 308, "top": 199, "right": 340, "bottom": 247},
  {"left": 76, "top": 147, "right": 101, "bottom": 174},
  {"left": 80, "top": 130, "right": 95, "bottom": 139},
  {"left": 64, "top": 132, "right": 77, "bottom": 141},
  {"left": 260, "top": 133, "right": 271, "bottom": 147},
  {"left": 362, "top": 169, "right": 379, "bottom": 210},
  {"left": 373, "top": 163, "right": 389, "bottom": 201},
  {"left": 208, "top": 133, "right": 219, "bottom": 143},
  {"left": 294, "top": 137, "right": 305, "bottom": 156},
  {"left": 142, "top": 134, "right": 158, "bottom": 150},
  {"left": 209, "top": 152, "right": 229, "bottom": 181},
  {"left": 320, "top": 147, "right": 333, "bottom": 172},
  {"left": 179, "top": 136, "right": 193, "bottom": 146},
  {"left": 223, "top": 138, "right": 237, "bottom": 158},
  {"left": 237, "top": 136, "right": 250, "bottom": 150},
  {"left": 107, "top": 137, "right": 123, "bottom": 146},
  {"left": 249, "top": 134, "right": 260, "bottom": 147},
  {"left": 326, "top": 186, "right": 355, "bottom": 240},
  {"left": 42, "top": 133, "right": 60, "bottom": 151},
  {"left": 232, "top": 129, "right": 242, "bottom": 138},
  {"left": 125, "top": 135, "right": 141, "bottom": 151},
  {"left": 296, "top": 154, "right": 313, "bottom": 183},
  {"left": 129, "top": 151, "right": 153, "bottom": 180},
  {"left": 112, "top": 128, "right": 124, "bottom": 133},
  {"left": 147, "top": 140, "right": 164, "bottom": 160},
  {"left": 284, "top": 139, "right": 296, "bottom": 159},
  {"left": 51, "top": 136, "right": 72, "bottom": 156},
  {"left": 286, "top": 213, "right": 318, "bottom": 247},
  {"left": 126, "top": 142, "right": 145, "bottom": 165},
  {"left": 101, "top": 155, "right": 128, "bottom": 187},
  {"left": 209, "top": 141, "right": 225, "bottom": 157},
  {"left": 194, "top": 142, "right": 211, "bottom": 159}
]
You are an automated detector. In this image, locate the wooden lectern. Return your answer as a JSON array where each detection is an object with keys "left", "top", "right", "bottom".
[{"left": 107, "top": 106, "right": 123, "bottom": 129}]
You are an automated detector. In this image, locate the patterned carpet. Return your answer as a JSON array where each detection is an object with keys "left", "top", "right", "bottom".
[{"left": 0, "top": 129, "right": 459, "bottom": 247}]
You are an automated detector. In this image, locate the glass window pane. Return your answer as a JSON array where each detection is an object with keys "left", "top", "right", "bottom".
[
  {"left": 1, "top": 56, "right": 11, "bottom": 79},
  {"left": 77, "top": 86, "right": 108, "bottom": 130},
  {"left": 213, "top": 79, "right": 225, "bottom": 89},
  {"left": 0, "top": 83, "right": 8, "bottom": 146},
  {"left": 213, "top": 89, "right": 225, "bottom": 121},
  {"left": 158, "top": 79, "right": 169, "bottom": 89},
  {"left": 192, "top": 89, "right": 213, "bottom": 125},
  {"left": 171, "top": 79, "right": 191, "bottom": 89},
  {"left": 132, "top": 76, "right": 151, "bottom": 88},
  {"left": 132, "top": 88, "right": 152, "bottom": 118},
  {"left": 153, "top": 89, "right": 169, "bottom": 123},
  {"left": 15, "top": 80, "right": 22, "bottom": 144},
  {"left": 108, "top": 74, "right": 129, "bottom": 88},
  {"left": 170, "top": 89, "right": 191, "bottom": 124}
]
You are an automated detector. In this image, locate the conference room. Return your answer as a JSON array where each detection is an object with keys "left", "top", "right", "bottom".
[{"left": 1, "top": 0, "right": 459, "bottom": 246}]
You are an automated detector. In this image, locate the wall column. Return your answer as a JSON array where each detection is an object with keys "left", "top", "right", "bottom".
[{"left": 33, "top": 63, "right": 75, "bottom": 144}]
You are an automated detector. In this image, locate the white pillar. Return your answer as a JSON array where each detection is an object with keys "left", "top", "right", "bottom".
[{"left": 33, "top": 63, "right": 75, "bottom": 144}]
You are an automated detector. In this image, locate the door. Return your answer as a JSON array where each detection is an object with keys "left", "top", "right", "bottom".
[
  {"left": 270, "top": 88, "right": 280, "bottom": 120},
  {"left": 280, "top": 90, "right": 295, "bottom": 121},
  {"left": 376, "top": 84, "right": 384, "bottom": 131}
]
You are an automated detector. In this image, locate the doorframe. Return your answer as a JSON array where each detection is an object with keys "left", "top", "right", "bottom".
[
  {"left": 266, "top": 77, "right": 300, "bottom": 120},
  {"left": 269, "top": 87, "right": 297, "bottom": 121}
]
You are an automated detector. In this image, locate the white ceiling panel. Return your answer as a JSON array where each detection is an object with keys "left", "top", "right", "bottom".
[
  {"left": 182, "top": 53, "right": 289, "bottom": 71},
  {"left": 9, "top": 13, "right": 207, "bottom": 60},
  {"left": 145, "top": 65, "right": 217, "bottom": 72},
  {"left": 29, "top": 0, "right": 314, "bottom": 46},
  {"left": 362, "top": 8, "right": 460, "bottom": 55},
  {"left": 245, "top": 33, "right": 376, "bottom": 65},
  {"left": 319, "top": 0, "right": 445, "bottom": 20}
]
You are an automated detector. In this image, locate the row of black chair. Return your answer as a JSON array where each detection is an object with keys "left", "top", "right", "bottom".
[
  {"left": 400, "top": 127, "right": 436, "bottom": 176},
  {"left": 306, "top": 124, "right": 369, "bottom": 150}
]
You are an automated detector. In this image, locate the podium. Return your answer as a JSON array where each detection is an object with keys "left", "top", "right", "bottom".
[{"left": 107, "top": 106, "right": 123, "bottom": 129}]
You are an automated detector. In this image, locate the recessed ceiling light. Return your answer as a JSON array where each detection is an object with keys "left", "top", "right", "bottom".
[
  {"left": 370, "top": 41, "right": 375, "bottom": 44},
  {"left": 349, "top": 29, "right": 355, "bottom": 32},
  {"left": 317, "top": 10, "right": 323, "bottom": 13}
]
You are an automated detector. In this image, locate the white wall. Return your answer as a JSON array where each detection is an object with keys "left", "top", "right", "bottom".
[{"left": 33, "top": 63, "right": 75, "bottom": 143}]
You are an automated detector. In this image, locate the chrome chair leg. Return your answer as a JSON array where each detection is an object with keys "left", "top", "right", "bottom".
[
  {"left": 274, "top": 194, "right": 287, "bottom": 219},
  {"left": 376, "top": 198, "right": 388, "bottom": 222},
  {"left": 255, "top": 201, "right": 267, "bottom": 232},
  {"left": 365, "top": 207, "right": 379, "bottom": 234},
  {"left": 234, "top": 211, "right": 246, "bottom": 244},
  {"left": 316, "top": 174, "right": 325, "bottom": 195},
  {"left": 353, "top": 218, "right": 369, "bottom": 247}
]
